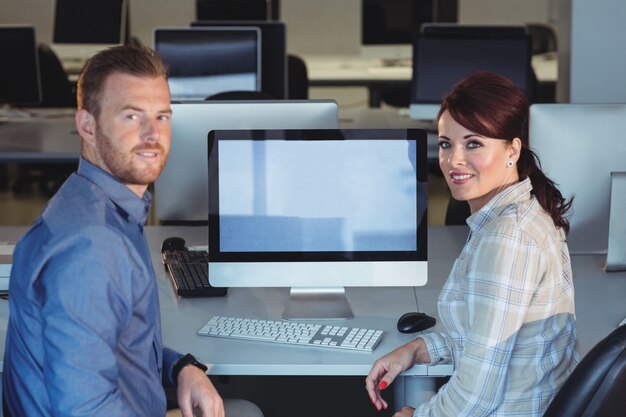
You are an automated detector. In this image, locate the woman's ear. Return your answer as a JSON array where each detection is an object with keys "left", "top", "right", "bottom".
[
  {"left": 510, "top": 137, "right": 523, "bottom": 163},
  {"left": 75, "top": 109, "right": 96, "bottom": 146}
]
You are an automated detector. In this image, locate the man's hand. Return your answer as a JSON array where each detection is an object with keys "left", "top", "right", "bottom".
[{"left": 176, "top": 365, "right": 224, "bottom": 417}]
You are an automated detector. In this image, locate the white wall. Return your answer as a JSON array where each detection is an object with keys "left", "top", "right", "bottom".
[
  {"left": 569, "top": 0, "right": 626, "bottom": 103},
  {"left": 458, "top": 0, "right": 548, "bottom": 24},
  {"left": 0, "top": 0, "right": 548, "bottom": 56}
]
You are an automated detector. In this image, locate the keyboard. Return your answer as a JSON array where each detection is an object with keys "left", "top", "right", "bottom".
[
  {"left": 198, "top": 316, "right": 384, "bottom": 352},
  {"left": 161, "top": 248, "right": 227, "bottom": 297}
]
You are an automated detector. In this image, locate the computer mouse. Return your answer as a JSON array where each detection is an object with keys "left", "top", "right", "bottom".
[
  {"left": 397, "top": 312, "right": 436, "bottom": 334},
  {"left": 161, "top": 236, "right": 186, "bottom": 253}
]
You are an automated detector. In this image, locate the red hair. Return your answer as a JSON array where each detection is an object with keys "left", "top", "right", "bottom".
[{"left": 438, "top": 71, "right": 572, "bottom": 232}]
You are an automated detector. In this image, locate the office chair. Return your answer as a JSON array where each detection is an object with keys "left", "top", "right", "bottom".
[
  {"left": 526, "top": 23, "right": 557, "bottom": 56},
  {"left": 444, "top": 197, "right": 471, "bottom": 226},
  {"left": 11, "top": 44, "right": 77, "bottom": 196},
  {"left": 287, "top": 54, "right": 308, "bottom": 100},
  {"left": 37, "top": 43, "right": 75, "bottom": 108},
  {"left": 543, "top": 324, "right": 626, "bottom": 417}
]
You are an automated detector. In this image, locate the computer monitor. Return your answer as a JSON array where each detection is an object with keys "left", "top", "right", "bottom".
[
  {"left": 361, "top": 0, "right": 456, "bottom": 64},
  {"left": 530, "top": 104, "right": 626, "bottom": 270},
  {"left": 409, "top": 24, "right": 532, "bottom": 120},
  {"left": 191, "top": 21, "right": 286, "bottom": 99},
  {"left": 196, "top": 0, "right": 270, "bottom": 21},
  {"left": 153, "top": 27, "right": 261, "bottom": 101},
  {"left": 0, "top": 25, "right": 41, "bottom": 107},
  {"left": 207, "top": 128, "right": 428, "bottom": 319},
  {"left": 51, "top": 0, "right": 127, "bottom": 64},
  {"left": 155, "top": 100, "right": 339, "bottom": 223}
]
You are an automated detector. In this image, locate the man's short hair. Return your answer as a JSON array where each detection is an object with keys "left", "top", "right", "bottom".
[{"left": 77, "top": 45, "right": 168, "bottom": 118}]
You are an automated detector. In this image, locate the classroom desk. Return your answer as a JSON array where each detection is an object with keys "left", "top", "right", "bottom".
[
  {"left": 1, "top": 224, "right": 623, "bottom": 411},
  {"left": 338, "top": 106, "right": 438, "bottom": 161},
  {"left": 0, "top": 107, "right": 439, "bottom": 165},
  {"left": 0, "top": 108, "right": 79, "bottom": 162},
  {"left": 305, "top": 53, "right": 558, "bottom": 107}
]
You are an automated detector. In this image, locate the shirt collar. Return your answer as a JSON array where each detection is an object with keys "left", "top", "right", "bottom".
[
  {"left": 466, "top": 177, "right": 533, "bottom": 232},
  {"left": 77, "top": 157, "right": 152, "bottom": 225}
]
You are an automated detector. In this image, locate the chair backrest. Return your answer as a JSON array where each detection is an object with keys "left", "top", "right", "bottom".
[
  {"left": 287, "top": 54, "right": 308, "bottom": 100},
  {"left": 444, "top": 197, "right": 470, "bottom": 226},
  {"left": 37, "top": 43, "right": 75, "bottom": 107},
  {"left": 526, "top": 23, "right": 557, "bottom": 55},
  {"left": 543, "top": 325, "right": 626, "bottom": 417}
]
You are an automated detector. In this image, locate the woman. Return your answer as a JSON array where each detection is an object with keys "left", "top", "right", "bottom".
[{"left": 365, "top": 71, "right": 579, "bottom": 417}]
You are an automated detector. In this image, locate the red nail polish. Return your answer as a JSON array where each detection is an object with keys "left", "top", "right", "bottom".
[{"left": 379, "top": 381, "right": 388, "bottom": 390}]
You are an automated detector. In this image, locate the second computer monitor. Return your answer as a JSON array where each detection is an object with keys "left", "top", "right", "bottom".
[
  {"left": 410, "top": 24, "right": 532, "bottom": 120},
  {"left": 153, "top": 27, "right": 261, "bottom": 100},
  {"left": 0, "top": 25, "right": 41, "bottom": 107},
  {"left": 192, "top": 20, "right": 287, "bottom": 99},
  {"left": 155, "top": 100, "right": 339, "bottom": 223},
  {"left": 51, "top": 0, "right": 127, "bottom": 63},
  {"left": 530, "top": 104, "right": 626, "bottom": 258}
]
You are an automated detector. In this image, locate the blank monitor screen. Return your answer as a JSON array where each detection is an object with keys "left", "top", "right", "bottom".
[
  {"left": 410, "top": 24, "right": 531, "bottom": 119},
  {"left": 154, "top": 27, "right": 261, "bottom": 100},
  {"left": 530, "top": 104, "right": 626, "bottom": 256},
  {"left": 207, "top": 129, "right": 428, "bottom": 319},
  {"left": 0, "top": 25, "right": 41, "bottom": 107},
  {"left": 155, "top": 100, "right": 339, "bottom": 223},
  {"left": 192, "top": 21, "right": 286, "bottom": 99},
  {"left": 53, "top": 0, "right": 126, "bottom": 44}
]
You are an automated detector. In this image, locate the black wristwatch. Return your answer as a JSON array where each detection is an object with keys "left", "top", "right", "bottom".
[{"left": 173, "top": 353, "right": 208, "bottom": 383}]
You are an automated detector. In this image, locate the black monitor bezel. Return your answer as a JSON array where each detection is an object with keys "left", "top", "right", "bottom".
[
  {"left": 208, "top": 128, "right": 428, "bottom": 262},
  {"left": 52, "top": 0, "right": 127, "bottom": 45},
  {"left": 410, "top": 24, "right": 532, "bottom": 105},
  {"left": 191, "top": 20, "right": 286, "bottom": 99},
  {"left": 0, "top": 25, "right": 42, "bottom": 107}
]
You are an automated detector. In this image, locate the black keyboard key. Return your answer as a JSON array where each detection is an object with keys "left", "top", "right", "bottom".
[{"left": 161, "top": 245, "right": 227, "bottom": 297}]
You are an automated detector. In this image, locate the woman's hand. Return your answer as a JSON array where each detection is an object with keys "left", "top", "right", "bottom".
[{"left": 365, "top": 338, "right": 430, "bottom": 411}]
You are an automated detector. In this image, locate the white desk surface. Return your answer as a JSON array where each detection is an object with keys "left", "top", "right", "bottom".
[
  {"left": 305, "top": 53, "right": 558, "bottom": 84},
  {"left": 0, "top": 107, "right": 439, "bottom": 163},
  {"left": 1, "top": 225, "right": 623, "bottom": 376},
  {"left": 0, "top": 108, "right": 79, "bottom": 162},
  {"left": 338, "top": 106, "right": 438, "bottom": 160}
]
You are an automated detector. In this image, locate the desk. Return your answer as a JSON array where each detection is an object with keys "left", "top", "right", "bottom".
[
  {"left": 305, "top": 54, "right": 558, "bottom": 107},
  {"left": 338, "top": 106, "right": 438, "bottom": 161},
  {"left": 0, "top": 225, "right": 623, "bottom": 402},
  {"left": 0, "top": 107, "right": 438, "bottom": 164},
  {"left": 0, "top": 109, "right": 79, "bottom": 162}
]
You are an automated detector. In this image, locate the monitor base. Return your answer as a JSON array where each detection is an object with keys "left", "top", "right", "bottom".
[
  {"left": 282, "top": 287, "right": 354, "bottom": 320},
  {"left": 605, "top": 172, "right": 626, "bottom": 272}
]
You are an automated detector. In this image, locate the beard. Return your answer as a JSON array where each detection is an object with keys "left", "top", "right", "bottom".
[{"left": 95, "top": 126, "right": 168, "bottom": 188}]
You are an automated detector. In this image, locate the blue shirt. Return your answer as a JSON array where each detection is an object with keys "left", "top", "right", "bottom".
[{"left": 3, "top": 158, "right": 182, "bottom": 417}]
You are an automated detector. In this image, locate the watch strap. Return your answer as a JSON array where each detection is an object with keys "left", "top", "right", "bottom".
[{"left": 172, "top": 353, "right": 208, "bottom": 384}]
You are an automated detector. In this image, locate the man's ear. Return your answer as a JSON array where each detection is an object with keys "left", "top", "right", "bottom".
[{"left": 75, "top": 109, "right": 96, "bottom": 146}]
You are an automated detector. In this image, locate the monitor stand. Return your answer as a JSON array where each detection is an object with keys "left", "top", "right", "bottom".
[
  {"left": 282, "top": 287, "right": 354, "bottom": 320},
  {"left": 605, "top": 172, "right": 626, "bottom": 272}
]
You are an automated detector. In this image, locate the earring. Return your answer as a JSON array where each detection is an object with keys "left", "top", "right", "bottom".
[{"left": 506, "top": 160, "right": 514, "bottom": 168}]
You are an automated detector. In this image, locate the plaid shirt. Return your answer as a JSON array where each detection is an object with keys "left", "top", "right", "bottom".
[{"left": 417, "top": 178, "right": 579, "bottom": 417}]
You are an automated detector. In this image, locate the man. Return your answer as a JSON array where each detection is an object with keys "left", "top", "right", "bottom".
[{"left": 3, "top": 45, "right": 261, "bottom": 417}]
